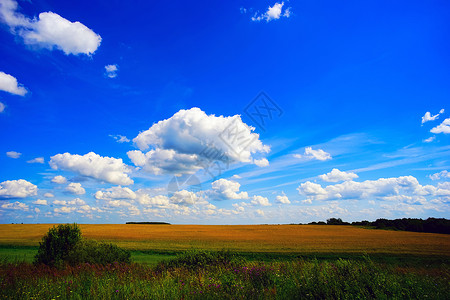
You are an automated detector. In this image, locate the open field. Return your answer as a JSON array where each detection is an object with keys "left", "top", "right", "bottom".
[{"left": 1, "top": 224, "right": 449, "bottom": 256}]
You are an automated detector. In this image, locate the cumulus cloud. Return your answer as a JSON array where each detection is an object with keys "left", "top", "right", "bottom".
[
  {"left": 43, "top": 193, "right": 54, "bottom": 198},
  {"left": 429, "top": 170, "right": 450, "bottom": 180},
  {"left": 104, "top": 64, "right": 118, "bottom": 78},
  {"left": 128, "top": 107, "right": 270, "bottom": 175},
  {"left": 298, "top": 175, "right": 449, "bottom": 203},
  {"left": 54, "top": 206, "right": 76, "bottom": 214},
  {"left": 423, "top": 136, "right": 435, "bottom": 143},
  {"left": 255, "top": 209, "right": 265, "bottom": 216},
  {"left": 1, "top": 201, "right": 29, "bottom": 211},
  {"left": 252, "top": 2, "right": 291, "bottom": 22},
  {"left": 294, "top": 147, "right": 332, "bottom": 161},
  {"left": 170, "top": 190, "right": 198, "bottom": 206},
  {"left": 51, "top": 175, "right": 67, "bottom": 184},
  {"left": 94, "top": 186, "right": 136, "bottom": 201},
  {"left": 50, "top": 152, "right": 133, "bottom": 185},
  {"left": 209, "top": 179, "right": 248, "bottom": 200},
  {"left": 0, "top": 0, "right": 101, "bottom": 55},
  {"left": 0, "top": 179, "right": 37, "bottom": 199},
  {"left": 319, "top": 168, "right": 358, "bottom": 182},
  {"left": 0, "top": 71, "right": 27, "bottom": 96},
  {"left": 138, "top": 194, "right": 170, "bottom": 207},
  {"left": 275, "top": 194, "right": 290, "bottom": 204},
  {"left": 251, "top": 195, "right": 271, "bottom": 206},
  {"left": 27, "top": 157, "right": 44, "bottom": 164},
  {"left": 422, "top": 109, "right": 444, "bottom": 124},
  {"left": 33, "top": 199, "right": 47, "bottom": 205},
  {"left": 430, "top": 118, "right": 450, "bottom": 134},
  {"left": 6, "top": 151, "right": 21, "bottom": 158},
  {"left": 0, "top": 102, "right": 5, "bottom": 113},
  {"left": 66, "top": 182, "right": 85, "bottom": 195},
  {"left": 110, "top": 134, "right": 130, "bottom": 143}
]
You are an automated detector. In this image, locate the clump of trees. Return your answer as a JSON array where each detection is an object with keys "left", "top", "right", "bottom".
[
  {"left": 305, "top": 218, "right": 450, "bottom": 234},
  {"left": 34, "top": 223, "right": 130, "bottom": 267}
]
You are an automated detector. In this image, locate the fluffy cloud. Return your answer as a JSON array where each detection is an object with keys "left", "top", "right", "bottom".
[
  {"left": 0, "top": 102, "right": 5, "bottom": 113},
  {"left": 0, "top": 179, "right": 37, "bottom": 199},
  {"left": 251, "top": 195, "right": 271, "bottom": 206},
  {"left": 170, "top": 190, "right": 198, "bottom": 206},
  {"left": 105, "top": 64, "right": 118, "bottom": 78},
  {"left": 422, "top": 109, "right": 444, "bottom": 124},
  {"left": 66, "top": 183, "right": 86, "bottom": 195},
  {"left": 94, "top": 186, "right": 136, "bottom": 201},
  {"left": 0, "top": 0, "right": 101, "bottom": 55},
  {"left": 0, "top": 71, "right": 27, "bottom": 96},
  {"left": 294, "top": 147, "right": 332, "bottom": 161},
  {"left": 298, "top": 175, "right": 449, "bottom": 202},
  {"left": 275, "top": 195, "right": 290, "bottom": 204},
  {"left": 110, "top": 134, "right": 130, "bottom": 143},
  {"left": 27, "top": 157, "right": 44, "bottom": 164},
  {"left": 51, "top": 175, "right": 67, "bottom": 184},
  {"left": 6, "top": 151, "right": 21, "bottom": 158},
  {"left": 423, "top": 136, "right": 435, "bottom": 143},
  {"left": 128, "top": 107, "right": 270, "bottom": 175},
  {"left": 319, "top": 168, "right": 358, "bottom": 182},
  {"left": 430, "top": 118, "right": 450, "bottom": 134},
  {"left": 138, "top": 194, "right": 170, "bottom": 207},
  {"left": 54, "top": 206, "right": 76, "bottom": 214},
  {"left": 209, "top": 179, "right": 248, "bottom": 200},
  {"left": 43, "top": 193, "right": 54, "bottom": 198},
  {"left": 33, "top": 199, "right": 47, "bottom": 205},
  {"left": 252, "top": 2, "right": 291, "bottom": 22},
  {"left": 50, "top": 152, "right": 133, "bottom": 185},
  {"left": 1, "top": 201, "right": 29, "bottom": 211},
  {"left": 429, "top": 170, "right": 450, "bottom": 180}
]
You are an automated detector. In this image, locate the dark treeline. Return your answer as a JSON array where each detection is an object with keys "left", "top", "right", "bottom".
[
  {"left": 126, "top": 222, "right": 171, "bottom": 225},
  {"left": 304, "top": 218, "right": 450, "bottom": 234}
]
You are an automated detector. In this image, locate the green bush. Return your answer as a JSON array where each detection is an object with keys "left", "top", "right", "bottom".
[
  {"left": 34, "top": 223, "right": 131, "bottom": 267},
  {"left": 66, "top": 239, "right": 131, "bottom": 265},
  {"left": 156, "top": 249, "right": 240, "bottom": 271},
  {"left": 34, "top": 223, "right": 81, "bottom": 267}
]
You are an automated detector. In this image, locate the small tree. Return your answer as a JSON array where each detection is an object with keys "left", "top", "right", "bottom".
[{"left": 34, "top": 223, "right": 81, "bottom": 267}]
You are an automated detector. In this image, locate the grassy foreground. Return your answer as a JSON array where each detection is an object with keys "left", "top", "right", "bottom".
[{"left": 1, "top": 251, "right": 449, "bottom": 300}]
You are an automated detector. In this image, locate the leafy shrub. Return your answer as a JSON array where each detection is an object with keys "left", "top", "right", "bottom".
[
  {"left": 34, "top": 223, "right": 131, "bottom": 267},
  {"left": 34, "top": 223, "right": 81, "bottom": 267},
  {"left": 156, "top": 249, "right": 239, "bottom": 271},
  {"left": 66, "top": 239, "right": 131, "bottom": 265}
]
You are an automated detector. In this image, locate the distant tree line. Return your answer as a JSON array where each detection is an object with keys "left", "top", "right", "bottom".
[
  {"left": 126, "top": 222, "right": 171, "bottom": 225},
  {"left": 304, "top": 218, "right": 450, "bottom": 234}
]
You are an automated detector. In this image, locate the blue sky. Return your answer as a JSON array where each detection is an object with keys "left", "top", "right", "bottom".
[{"left": 0, "top": 0, "right": 449, "bottom": 224}]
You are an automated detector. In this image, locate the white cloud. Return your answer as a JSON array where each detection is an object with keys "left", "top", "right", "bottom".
[
  {"left": 94, "top": 186, "right": 136, "bottom": 201},
  {"left": 6, "top": 151, "right": 21, "bottom": 158},
  {"left": 68, "top": 198, "right": 86, "bottom": 205},
  {"left": 422, "top": 109, "right": 444, "bottom": 124},
  {"left": 253, "top": 158, "right": 269, "bottom": 167},
  {"left": 0, "top": 0, "right": 101, "bottom": 55},
  {"left": 0, "top": 179, "right": 37, "bottom": 199},
  {"left": 53, "top": 199, "right": 67, "bottom": 205},
  {"left": 430, "top": 118, "right": 450, "bottom": 134},
  {"left": 251, "top": 195, "right": 271, "bottom": 206},
  {"left": 33, "top": 199, "right": 47, "bottom": 205},
  {"left": 423, "top": 136, "right": 436, "bottom": 143},
  {"left": 27, "top": 157, "right": 44, "bottom": 164},
  {"left": 43, "top": 193, "right": 54, "bottom": 198},
  {"left": 429, "top": 170, "right": 450, "bottom": 180},
  {"left": 104, "top": 64, "right": 118, "bottom": 78},
  {"left": 0, "top": 71, "right": 27, "bottom": 96},
  {"left": 275, "top": 195, "right": 290, "bottom": 204},
  {"left": 54, "top": 206, "right": 76, "bottom": 214},
  {"left": 51, "top": 175, "right": 67, "bottom": 184},
  {"left": 1, "top": 201, "right": 29, "bottom": 211},
  {"left": 298, "top": 175, "right": 447, "bottom": 203},
  {"left": 255, "top": 209, "right": 265, "bottom": 216},
  {"left": 128, "top": 107, "right": 270, "bottom": 175},
  {"left": 110, "top": 134, "right": 130, "bottom": 143},
  {"left": 209, "top": 178, "right": 248, "bottom": 200},
  {"left": 170, "top": 190, "right": 198, "bottom": 206},
  {"left": 50, "top": 152, "right": 133, "bottom": 185},
  {"left": 66, "top": 182, "right": 85, "bottom": 195},
  {"left": 138, "top": 194, "right": 170, "bottom": 207},
  {"left": 0, "top": 102, "right": 5, "bottom": 113},
  {"left": 252, "top": 2, "right": 291, "bottom": 22},
  {"left": 294, "top": 147, "right": 332, "bottom": 161},
  {"left": 319, "top": 168, "right": 358, "bottom": 182}
]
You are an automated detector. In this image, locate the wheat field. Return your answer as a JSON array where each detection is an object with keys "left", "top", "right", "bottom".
[{"left": 0, "top": 224, "right": 449, "bottom": 256}]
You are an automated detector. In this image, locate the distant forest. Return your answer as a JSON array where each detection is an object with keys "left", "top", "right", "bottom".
[
  {"left": 126, "top": 222, "right": 171, "bottom": 225},
  {"left": 305, "top": 218, "right": 450, "bottom": 234}
]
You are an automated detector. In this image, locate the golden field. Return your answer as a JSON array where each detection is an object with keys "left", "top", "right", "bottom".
[{"left": 0, "top": 224, "right": 449, "bottom": 256}]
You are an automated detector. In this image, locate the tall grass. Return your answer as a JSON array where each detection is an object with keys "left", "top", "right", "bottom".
[{"left": 1, "top": 250, "right": 448, "bottom": 299}]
